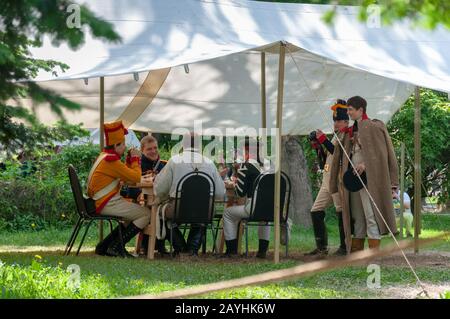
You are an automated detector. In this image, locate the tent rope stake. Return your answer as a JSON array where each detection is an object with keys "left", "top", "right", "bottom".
[{"left": 285, "top": 46, "right": 429, "bottom": 297}]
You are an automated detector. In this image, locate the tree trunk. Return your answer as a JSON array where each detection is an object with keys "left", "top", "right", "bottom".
[{"left": 281, "top": 135, "right": 313, "bottom": 227}]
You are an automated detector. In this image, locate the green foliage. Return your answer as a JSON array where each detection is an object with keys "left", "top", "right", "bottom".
[
  {"left": 262, "top": 1, "right": 450, "bottom": 29},
  {"left": 0, "top": 143, "right": 98, "bottom": 231},
  {"left": 358, "top": 0, "right": 450, "bottom": 29},
  {"left": 0, "top": 0, "right": 120, "bottom": 153},
  {"left": 0, "top": 177, "right": 76, "bottom": 231},
  {"left": 0, "top": 106, "right": 90, "bottom": 159},
  {"left": 42, "top": 143, "right": 99, "bottom": 182},
  {"left": 387, "top": 89, "right": 449, "bottom": 204}
]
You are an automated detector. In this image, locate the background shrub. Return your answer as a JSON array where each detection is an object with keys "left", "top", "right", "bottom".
[{"left": 0, "top": 144, "right": 98, "bottom": 231}]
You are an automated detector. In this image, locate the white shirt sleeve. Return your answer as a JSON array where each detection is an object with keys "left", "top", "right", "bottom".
[
  {"left": 154, "top": 159, "right": 173, "bottom": 199},
  {"left": 211, "top": 164, "right": 225, "bottom": 200}
]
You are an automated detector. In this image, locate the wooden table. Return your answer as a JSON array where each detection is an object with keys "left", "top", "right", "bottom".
[{"left": 128, "top": 181, "right": 157, "bottom": 260}]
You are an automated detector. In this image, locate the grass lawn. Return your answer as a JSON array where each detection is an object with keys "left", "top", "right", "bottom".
[{"left": 0, "top": 213, "right": 449, "bottom": 299}]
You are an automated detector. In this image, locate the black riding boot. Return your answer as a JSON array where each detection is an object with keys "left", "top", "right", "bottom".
[
  {"left": 166, "top": 226, "right": 187, "bottom": 255},
  {"left": 155, "top": 239, "right": 169, "bottom": 256},
  {"left": 95, "top": 224, "right": 123, "bottom": 256},
  {"left": 333, "top": 212, "right": 347, "bottom": 256},
  {"left": 256, "top": 239, "right": 269, "bottom": 259},
  {"left": 186, "top": 225, "right": 203, "bottom": 256},
  {"left": 304, "top": 211, "right": 328, "bottom": 256},
  {"left": 106, "top": 223, "right": 141, "bottom": 258},
  {"left": 139, "top": 234, "right": 168, "bottom": 256},
  {"left": 222, "top": 239, "right": 238, "bottom": 257}
]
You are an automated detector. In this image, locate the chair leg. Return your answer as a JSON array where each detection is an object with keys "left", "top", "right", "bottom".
[
  {"left": 170, "top": 223, "right": 174, "bottom": 257},
  {"left": 245, "top": 222, "right": 249, "bottom": 258},
  {"left": 285, "top": 224, "right": 289, "bottom": 258},
  {"left": 108, "top": 220, "right": 114, "bottom": 234},
  {"left": 65, "top": 217, "right": 82, "bottom": 255},
  {"left": 210, "top": 224, "right": 216, "bottom": 254},
  {"left": 202, "top": 226, "right": 207, "bottom": 255},
  {"left": 66, "top": 218, "right": 84, "bottom": 256},
  {"left": 76, "top": 219, "right": 94, "bottom": 256},
  {"left": 212, "top": 218, "right": 221, "bottom": 253},
  {"left": 212, "top": 223, "right": 218, "bottom": 251},
  {"left": 215, "top": 217, "right": 222, "bottom": 237}
]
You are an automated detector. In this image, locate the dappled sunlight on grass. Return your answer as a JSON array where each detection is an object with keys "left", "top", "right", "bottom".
[
  {"left": 0, "top": 213, "right": 448, "bottom": 299},
  {"left": 1, "top": 250, "right": 448, "bottom": 299}
]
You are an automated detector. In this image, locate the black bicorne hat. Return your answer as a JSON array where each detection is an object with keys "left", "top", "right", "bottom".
[{"left": 331, "top": 99, "right": 349, "bottom": 121}]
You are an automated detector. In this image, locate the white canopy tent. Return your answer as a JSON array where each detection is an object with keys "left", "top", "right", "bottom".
[
  {"left": 22, "top": 0, "right": 449, "bottom": 135},
  {"left": 19, "top": 0, "right": 450, "bottom": 262},
  {"left": 26, "top": 49, "right": 414, "bottom": 135}
]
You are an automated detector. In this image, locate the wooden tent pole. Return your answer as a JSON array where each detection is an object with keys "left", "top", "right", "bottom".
[
  {"left": 261, "top": 52, "right": 267, "bottom": 129},
  {"left": 274, "top": 42, "right": 286, "bottom": 264},
  {"left": 413, "top": 86, "right": 421, "bottom": 253},
  {"left": 261, "top": 52, "right": 267, "bottom": 164},
  {"left": 399, "top": 142, "right": 405, "bottom": 238},
  {"left": 99, "top": 76, "right": 105, "bottom": 242}
]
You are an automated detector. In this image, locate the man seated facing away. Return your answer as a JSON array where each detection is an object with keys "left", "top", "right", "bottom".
[
  {"left": 222, "top": 137, "right": 270, "bottom": 258},
  {"left": 154, "top": 133, "right": 226, "bottom": 256},
  {"left": 393, "top": 190, "right": 414, "bottom": 237},
  {"left": 88, "top": 120, "right": 150, "bottom": 258}
]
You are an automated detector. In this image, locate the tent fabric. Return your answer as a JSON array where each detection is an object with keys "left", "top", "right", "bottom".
[
  {"left": 128, "top": 49, "right": 414, "bottom": 135},
  {"left": 18, "top": 0, "right": 449, "bottom": 135},
  {"left": 30, "top": 0, "right": 450, "bottom": 92},
  {"left": 19, "top": 49, "right": 414, "bottom": 135},
  {"left": 117, "top": 68, "right": 171, "bottom": 127}
]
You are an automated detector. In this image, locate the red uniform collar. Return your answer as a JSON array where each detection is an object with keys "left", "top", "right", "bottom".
[
  {"left": 103, "top": 148, "right": 121, "bottom": 161},
  {"left": 343, "top": 113, "right": 369, "bottom": 137}
]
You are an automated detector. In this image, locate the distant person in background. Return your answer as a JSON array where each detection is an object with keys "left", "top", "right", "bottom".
[
  {"left": 392, "top": 190, "right": 413, "bottom": 237},
  {"left": 18, "top": 151, "right": 37, "bottom": 177}
]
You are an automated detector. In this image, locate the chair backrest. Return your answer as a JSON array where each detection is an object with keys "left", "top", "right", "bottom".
[
  {"left": 249, "top": 171, "right": 291, "bottom": 222},
  {"left": 174, "top": 169, "right": 215, "bottom": 224},
  {"left": 68, "top": 164, "right": 90, "bottom": 218}
]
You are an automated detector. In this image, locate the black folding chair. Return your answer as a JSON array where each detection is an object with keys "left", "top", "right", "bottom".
[
  {"left": 243, "top": 171, "right": 291, "bottom": 257},
  {"left": 64, "top": 165, "right": 124, "bottom": 256},
  {"left": 170, "top": 169, "right": 216, "bottom": 255}
]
